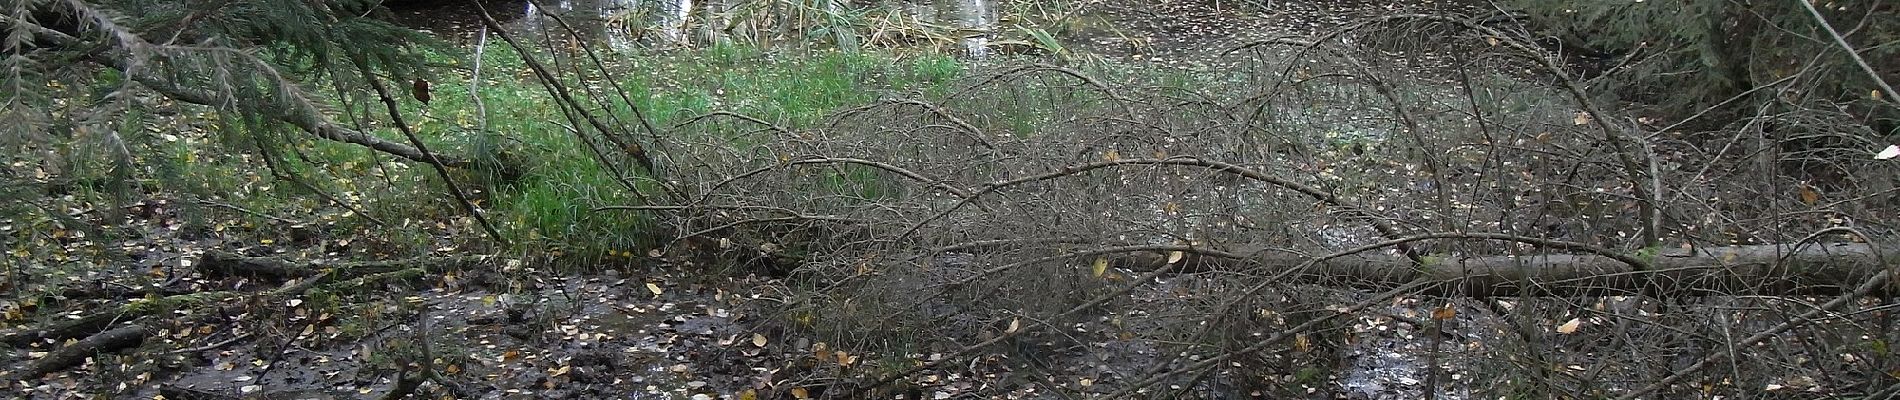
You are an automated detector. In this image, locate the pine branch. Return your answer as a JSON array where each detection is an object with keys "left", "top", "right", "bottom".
[{"left": 3, "top": 1, "right": 470, "bottom": 167}]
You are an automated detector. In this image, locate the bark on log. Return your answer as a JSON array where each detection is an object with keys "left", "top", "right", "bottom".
[
  {"left": 1116, "top": 242, "right": 1897, "bottom": 297},
  {"left": 196, "top": 251, "right": 493, "bottom": 282},
  {"left": 8, "top": 323, "right": 149, "bottom": 379},
  {"left": 0, "top": 312, "right": 122, "bottom": 347}
]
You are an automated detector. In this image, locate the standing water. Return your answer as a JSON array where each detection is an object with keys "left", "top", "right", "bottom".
[{"left": 501, "top": 0, "right": 998, "bottom": 57}]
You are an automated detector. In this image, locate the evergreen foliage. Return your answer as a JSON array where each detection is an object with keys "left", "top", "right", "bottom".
[
  {"left": 1504, "top": 0, "right": 1897, "bottom": 132},
  {"left": 3, "top": 0, "right": 445, "bottom": 197}
]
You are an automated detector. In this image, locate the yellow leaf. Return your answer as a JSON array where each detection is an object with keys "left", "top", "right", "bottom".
[
  {"left": 1166, "top": 251, "right": 1185, "bottom": 264},
  {"left": 1556, "top": 318, "right": 1582, "bottom": 334},
  {"left": 738, "top": 389, "right": 758, "bottom": 400},
  {"left": 1572, "top": 112, "right": 1592, "bottom": 126},
  {"left": 1486, "top": 36, "right": 1500, "bottom": 46},
  {"left": 482, "top": 295, "right": 498, "bottom": 307},
  {"left": 790, "top": 387, "right": 811, "bottom": 399},
  {"left": 1006, "top": 318, "right": 1020, "bottom": 334},
  {"left": 1293, "top": 333, "right": 1312, "bottom": 352},
  {"left": 1799, "top": 185, "right": 1820, "bottom": 205},
  {"left": 1091, "top": 257, "right": 1108, "bottom": 278},
  {"left": 646, "top": 282, "right": 664, "bottom": 296},
  {"left": 751, "top": 333, "right": 768, "bottom": 347},
  {"left": 1875, "top": 90, "right": 1884, "bottom": 100},
  {"left": 1104, "top": 149, "right": 1120, "bottom": 162},
  {"left": 834, "top": 351, "right": 856, "bottom": 366}
]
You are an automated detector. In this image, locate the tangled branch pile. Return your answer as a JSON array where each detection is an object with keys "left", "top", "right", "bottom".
[{"left": 635, "top": 16, "right": 1900, "bottom": 398}]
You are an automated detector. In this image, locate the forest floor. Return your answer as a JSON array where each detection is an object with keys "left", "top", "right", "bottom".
[{"left": 5, "top": 1, "right": 1555, "bottom": 399}]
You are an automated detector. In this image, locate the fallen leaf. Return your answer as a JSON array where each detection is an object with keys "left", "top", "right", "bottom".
[
  {"left": 1557, "top": 318, "right": 1582, "bottom": 334},
  {"left": 752, "top": 333, "right": 768, "bottom": 347},
  {"left": 1431, "top": 305, "right": 1456, "bottom": 320},
  {"left": 1878, "top": 145, "right": 1900, "bottom": 160},
  {"left": 790, "top": 387, "right": 811, "bottom": 399},
  {"left": 1091, "top": 257, "right": 1108, "bottom": 278},
  {"left": 1166, "top": 251, "right": 1184, "bottom": 264},
  {"left": 1799, "top": 185, "right": 1820, "bottom": 205},
  {"left": 646, "top": 282, "right": 664, "bottom": 296},
  {"left": 1572, "top": 112, "right": 1592, "bottom": 126},
  {"left": 1006, "top": 318, "right": 1020, "bottom": 334}
]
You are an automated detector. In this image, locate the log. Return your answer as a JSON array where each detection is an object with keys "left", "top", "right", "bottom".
[
  {"left": 196, "top": 251, "right": 493, "bottom": 282},
  {"left": 1116, "top": 242, "right": 1898, "bottom": 297},
  {"left": 0, "top": 312, "right": 121, "bottom": 347},
  {"left": 8, "top": 323, "right": 149, "bottom": 379}
]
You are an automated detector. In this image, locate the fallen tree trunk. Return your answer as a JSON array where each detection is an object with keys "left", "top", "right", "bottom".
[
  {"left": 1116, "top": 242, "right": 1897, "bottom": 297},
  {"left": 0, "top": 312, "right": 123, "bottom": 348},
  {"left": 197, "top": 251, "right": 492, "bottom": 283},
  {"left": 8, "top": 323, "right": 149, "bottom": 379}
]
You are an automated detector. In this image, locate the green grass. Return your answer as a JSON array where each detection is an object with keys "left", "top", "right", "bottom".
[
  {"left": 392, "top": 44, "right": 988, "bottom": 261},
  {"left": 44, "top": 39, "right": 1131, "bottom": 266}
]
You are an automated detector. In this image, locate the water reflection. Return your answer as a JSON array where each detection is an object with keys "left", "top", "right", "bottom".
[
  {"left": 899, "top": 0, "right": 996, "bottom": 58},
  {"left": 514, "top": 0, "right": 999, "bottom": 57}
]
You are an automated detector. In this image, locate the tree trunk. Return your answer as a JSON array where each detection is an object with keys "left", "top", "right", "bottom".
[{"left": 1117, "top": 242, "right": 1896, "bottom": 297}]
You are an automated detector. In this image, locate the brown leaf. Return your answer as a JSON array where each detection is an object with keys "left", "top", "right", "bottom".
[
  {"left": 1431, "top": 305, "right": 1456, "bottom": 320},
  {"left": 412, "top": 79, "right": 431, "bottom": 105}
]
